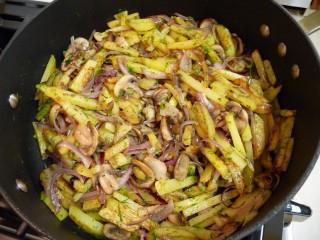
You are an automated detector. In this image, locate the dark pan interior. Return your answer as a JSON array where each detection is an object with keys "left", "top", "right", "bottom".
[{"left": 0, "top": 0, "right": 319, "bottom": 239}]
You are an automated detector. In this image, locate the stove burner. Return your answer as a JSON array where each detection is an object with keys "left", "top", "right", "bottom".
[
  {"left": 0, "top": 195, "right": 47, "bottom": 240},
  {"left": 0, "top": 0, "right": 47, "bottom": 54}
]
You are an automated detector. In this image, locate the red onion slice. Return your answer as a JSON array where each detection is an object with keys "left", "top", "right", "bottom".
[
  {"left": 179, "top": 51, "right": 192, "bottom": 72},
  {"left": 57, "top": 141, "right": 93, "bottom": 168},
  {"left": 225, "top": 57, "right": 252, "bottom": 74},
  {"left": 165, "top": 158, "right": 178, "bottom": 166},
  {"left": 117, "top": 166, "right": 133, "bottom": 188},
  {"left": 81, "top": 65, "right": 117, "bottom": 98},
  {"left": 232, "top": 33, "right": 244, "bottom": 56},
  {"left": 48, "top": 167, "right": 83, "bottom": 212},
  {"left": 149, "top": 199, "right": 174, "bottom": 222},
  {"left": 139, "top": 229, "right": 147, "bottom": 240},
  {"left": 195, "top": 93, "right": 215, "bottom": 112},
  {"left": 50, "top": 104, "right": 68, "bottom": 134},
  {"left": 117, "top": 57, "right": 130, "bottom": 75},
  {"left": 124, "top": 141, "right": 151, "bottom": 155}
]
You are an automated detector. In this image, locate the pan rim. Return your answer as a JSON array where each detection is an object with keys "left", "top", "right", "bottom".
[{"left": 0, "top": 0, "right": 319, "bottom": 239}]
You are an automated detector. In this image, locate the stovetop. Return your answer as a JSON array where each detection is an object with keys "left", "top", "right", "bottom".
[
  {"left": 0, "top": 0, "right": 314, "bottom": 240},
  {"left": 0, "top": 196, "right": 48, "bottom": 240}
]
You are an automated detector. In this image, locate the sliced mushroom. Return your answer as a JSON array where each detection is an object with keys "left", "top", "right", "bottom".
[
  {"left": 99, "top": 172, "right": 119, "bottom": 194},
  {"left": 130, "top": 159, "right": 156, "bottom": 188},
  {"left": 200, "top": 18, "right": 216, "bottom": 29},
  {"left": 143, "top": 104, "right": 156, "bottom": 122},
  {"left": 160, "top": 117, "right": 173, "bottom": 141},
  {"left": 73, "top": 37, "right": 90, "bottom": 51},
  {"left": 131, "top": 127, "right": 144, "bottom": 142},
  {"left": 149, "top": 199, "right": 174, "bottom": 222},
  {"left": 174, "top": 153, "right": 190, "bottom": 180},
  {"left": 99, "top": 174, "right": 113, "bottom": 194},
  {"left": 75, "top": 123, "right": 99, "bottom": 156},
  {"left": 144, "top": 156, "right": 167, "bottom": 180},
  {"left": 103, "top": 223, "right": 131, "bottom": 240},
  {"left": 74, "top": 124, "right": 93, "bottom": 147},
  {"left": 168, "top": 213, "right": 183, "bottom": 225}
]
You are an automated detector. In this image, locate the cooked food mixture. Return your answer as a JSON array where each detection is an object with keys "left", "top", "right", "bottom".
[{"left": 33, "top": 11, "right": 296, "bottom": 240}]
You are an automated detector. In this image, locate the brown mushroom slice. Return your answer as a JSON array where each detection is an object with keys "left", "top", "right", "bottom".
[
  {"left": 168, "top": 213, "right": 183, "bottom": 225},
  {"left": 98, "top": 165, "right": 119, "bottom": 194},
  {"left": 81, "top": 123, "right": 99, "bottom": 156},
  {"left": 143, "top": 104, "right": 156, "bottom": 122},
  {"left": 130, "top": 159, "right": 155, "bottom": 188},
  {"left": 160, "top": 117, "right": 173, "bottom": 141},
  {"left": 74, "top": 123, "right": 93, "bottom": 147},
  {"left": 103, "top": 223, "right": 131, "bottom": 240},
  {"left": 200, "top": 18, "right": 216, "bottom": 29},
  {"left": 74, "top": 123, "right": 99, "bottom": 156},
  {"left": 174, "top": 153, "right": 190, "bottom": 180},
  {"left": 73, "top": 37, "right": 90, "bottom": 51},
  {"left": 144, "top": 156, "right": 167, "bottom": 180},
  {"left": 99, "top": 174, "right": 113, "bottom": 194}
]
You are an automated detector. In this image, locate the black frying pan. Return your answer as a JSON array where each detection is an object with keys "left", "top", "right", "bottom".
[{"left": 0, "top": 0, "right": 320, "bottom": 239}]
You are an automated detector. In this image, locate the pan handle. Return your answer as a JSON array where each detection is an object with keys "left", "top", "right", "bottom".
[
  {"left": 299, "top": 10, "right": 320, "bottom": 35},
  {"left": 284, "top": 200, "right": 312, "bottom": 217}
]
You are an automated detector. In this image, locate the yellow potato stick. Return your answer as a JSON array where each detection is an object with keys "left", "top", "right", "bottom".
[
  {"left": 178, "top": 70, "right": 227, "bottom": 105},
  {"left": 200, "top": 164, "right": 214, "bottom": 183},
  {"left": 263, "top": 60, "right": 277, "bottom": 85},
  {"left": 168, "top": 40, "right": 202, "bottom": 49},
  {"left": 128, "top": 18, "right": 156, "bottom": 31},
  {"left": 281, "top": 138, "right": 294, "bottom": 171},
  {"left": 268, "top": 123, "right": 280, "bottom": 151},
  {"left": 216, "top": 25, "right": 236, "bottom": 57},
  {"left": 251, "top": 50, "right": 270, "bottom": 89},
  {"left": 225, "top": 112, "right": 246, "bottom": 155},
  {"left": 251, "top": 113, "right": 266, "bottom": 159},
  {"left": 70, "top": 59, "right": 97, "bottom": 93},
  {"left": 104, "top": 41, "right": 139, "bottom": 56},
  {"left": 280, "top": 117, "right": 295, "bottom": 140},
  {"left": 274, "top": 138, "right": 290, "bottom": 171},
  {"left": 264, "top": 86, "right": 282, "bottom": 102},
  {"left": 201, "top": 148, "right": 232, "bottom": 180}
]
